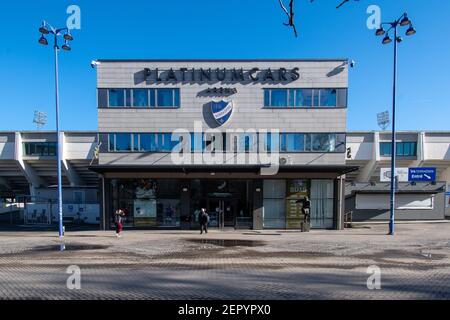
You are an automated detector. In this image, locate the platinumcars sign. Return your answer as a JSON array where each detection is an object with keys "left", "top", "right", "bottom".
[{"left": 143, "top": 67, "right": 300, "bottom": 83}]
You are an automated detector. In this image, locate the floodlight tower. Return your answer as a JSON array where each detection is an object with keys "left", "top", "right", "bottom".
[
  {"left": 33, "top": 111, "right": 48, "bottom": 130},
  {"left": 377, "top": 111, "right": 390, "bottom": 131}
]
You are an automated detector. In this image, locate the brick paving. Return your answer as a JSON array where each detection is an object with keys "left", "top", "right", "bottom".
[{"left": 0, "top": 223, "right": 450, "bottom": 300}]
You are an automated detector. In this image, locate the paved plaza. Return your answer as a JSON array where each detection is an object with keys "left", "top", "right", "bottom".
[{"left": 1, "top": 223, "right": 450, "bottom": 300}]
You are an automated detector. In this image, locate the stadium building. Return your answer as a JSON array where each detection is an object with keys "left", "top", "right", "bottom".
[{"left": 0, "top": 60, "right": 449, "bottom": 229}]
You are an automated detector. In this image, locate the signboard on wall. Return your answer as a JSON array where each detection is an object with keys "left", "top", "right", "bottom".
[
  {"left": 286, "top": 180, "right": 309, "bottom": 229},
  {"left": 408, "top": 168, "right": 437, "bottom": 182},
  {"left": 380, "top": 168, "right": 409, "bottom": 182}
]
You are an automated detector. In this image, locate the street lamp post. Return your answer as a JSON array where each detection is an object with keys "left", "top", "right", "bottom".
[
  {"left": 375, "top": 13, "right": 416, "bottom": 235},
  {"left": 38, "top": 21, "right": 74, "bottom": 238}
]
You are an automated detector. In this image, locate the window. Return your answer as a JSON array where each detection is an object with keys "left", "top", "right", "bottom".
[
  {"left": 263, "top": 180, "right": 286, "bottom": 229},
  {"left": 380, "top": 142, "right": 417, "bottom": 157},
  {"left": 264, "top": 88, "right": 345, "bottom": 108},
  {"left": 108, "top": 89, "right": 125, "bottom": 107},
  {"left": 109, "top": 133, "right": 181, "bottom": 152},
  {"left": 295, "top": 89, "right": 313, "bottom": 107},
  {"left": 115, "top": 134, "right": 132, "bottom": 151},
  {"left": 133, "top": 89, "right": 148, "bottom": 107},
  {"left": 270, "top": 89, "right": 288, "bottom": 107},
  {"left": 157, "top": 89, "right": 180, "bottom": 107},
  {"left": 273, "top": 133, "right": 345, "bottom": 153},
  {"left": 23, "top": 142, "right": 58, "bottom": 156},
  {"left": 108, "top": 88, "right": 180, "bottom": 108},
  {"left": 285, "top": 133, "right": 305, "bottom": 152},
  {"left": 319, "top": 89, "right": 337, "bottom": 107},
  {"left": 310, "top": 180, "right": 334, "bottom": 229},
  {"left": 310, "top": 134, "right": 337, "bottom": 152}
]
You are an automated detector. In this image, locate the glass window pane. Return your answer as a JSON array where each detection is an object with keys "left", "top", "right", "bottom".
[
  {"left": 125, "top": 89, "right": 132, "bottom": 107},
  {"left": 264, "top": 90, "right": 270, "bottom": 106},
  {"left": 191, "top": 133, "right": 204, "bottom": 152},
  {"left": 174, "top": 89, "right": 180, "bottom": 107},
  {"left": 115, "top": 134, "right": 131, "bottom": 151},
  {"left": 270, "top": 89, "right": 288, "bottom": 107},
  {"left": 320, "top": 89, "right": 337, "bottom": 107},
  {"left": 157, "top": 89, "right": 174, "bottom": 107},
  {"left": 312, "top": 134, "right": 334, "bottom": 152},
  {"left": 140, "top": 133, "right": 157, "bottom": 152},
  {"left": 149, "top": 89, "right": 156, "bottom": 107},
  {"left": 289, "top": 89, "right": 295, "bottom": 107},
  {"left": 336, "top": 134, "right": 346, "bottom": 152},
  {"left": 48, "top": 143, "right": 57, "bottom": 156},
  {"left": 109, "top": 134, "right": 115, "bottom": 151},
  {"left": 263, "top": 180, "right": 286, "bottom": 199},
  {"left": 411, "top": 143, "right": 417, "bottom": 156},
  {"left": 132, "top": 134, "right": 139, "bottom": 151},
  {"left": 403, "top": 142, "right": 411, "bottom": 156},
  {"left": 109, "top": 89, "right": 124, "bottom": 107},
  {"left": 133, "top": 89, "right": 148, "bottom": 107},
  {"left": 380, "top": 142, "right": 391, "bottom": 156},
  {"left": 263, "top": 180, "right": 286, "bottom": 229},
  {"left": 396, "top": 142, "right": 404, "bottom": 156},
  {"left": 296, "top": 89, "right": 312, "bottom": 107},
  {"left": 310, "top": 180, "right": 334, "bottom": 229},
  {"left": 287, "top": 133, "right": 305, "bottom": 152},
  {"left": 280, "top": 133, "right": 287, "bottom": 152},
  {"left": 313, "top": 90, "right": 319, "bottom": 107}
]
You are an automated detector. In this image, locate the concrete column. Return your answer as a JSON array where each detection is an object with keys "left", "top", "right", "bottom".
[
  {"left": 412, "top": 131, "right": 426, "bottom": 167},
  {"left": 356, "top": 132, "right": 380, "bottom": 182},
  {"left": 99, "top": 175, "right": 106, "bottom": 231},
  {"left": 14, "top": 132, "right": 47, "bottom": 192},
  {"left": 60, "top": 132, "right": 85, "bottom": 187},
  {"left": 335, "top": 175, "right": 346, "bottom": 230}
]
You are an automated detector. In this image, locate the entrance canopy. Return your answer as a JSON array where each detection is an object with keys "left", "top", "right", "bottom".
[{"left": 90, "top": 164, "right": 359, "bottom": 176}]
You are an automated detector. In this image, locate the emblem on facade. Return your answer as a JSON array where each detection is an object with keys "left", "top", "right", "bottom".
[{"left": 210, "top": 100, "right": 234, "bottom": 125}]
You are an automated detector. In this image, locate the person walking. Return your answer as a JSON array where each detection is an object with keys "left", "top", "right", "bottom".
[
  {"left": 114, "top": 209, "right": 124, "bottom": 238},
  {"left": 302, "top": 196, "right": 311, "bottom": 232},
  {"left": 199, "top": 208, "right": 209, "bottom": 235}
]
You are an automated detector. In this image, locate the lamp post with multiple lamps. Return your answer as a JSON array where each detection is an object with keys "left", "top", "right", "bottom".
[
  {"left": 375, "top": 13, "right": 416, "bottom": 235},
  {"left": 38, "top": 21, "right": 74, "bottom": 238}
]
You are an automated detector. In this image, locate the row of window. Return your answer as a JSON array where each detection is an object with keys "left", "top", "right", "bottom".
[
  {"left": 380, "top": 142, "right": 417, "bottom": 157},
  {"left": 107, "top": 88, "right": 180, "bottom": 108},
  {"left": 263, "top": 88, "right": 347, "bottom": 108},
  {"left": 107, "top": 133, "right": 346, "bottom": 153},
  {"left": 99, "top": 88, "right": 347, "bottom": 109},
  {"left": 23, "top": 142, "right": 57, "bottom": 156}
]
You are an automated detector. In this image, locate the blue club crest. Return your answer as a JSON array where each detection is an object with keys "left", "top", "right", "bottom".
[{"left": 211, "top": 100, "right": 234, "bottom": 125}]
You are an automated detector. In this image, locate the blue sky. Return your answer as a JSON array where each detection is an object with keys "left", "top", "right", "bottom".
[{"left": 0, "top": 0, "right": 449, "bottom": 131}]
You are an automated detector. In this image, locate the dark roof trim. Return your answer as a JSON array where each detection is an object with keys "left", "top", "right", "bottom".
[
  {"left": 89, "top": 164, "right": 358, "bottom": 175},
  {"left": 96, "top": 58, "right": 349, "bottom": 63},
  {"left": 351, "top": 190, "right": 444, "bottom": 195}
]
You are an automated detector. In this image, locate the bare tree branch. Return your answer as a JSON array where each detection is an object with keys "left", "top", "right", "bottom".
[
  {"left": 278, "top": 0, "right": 298, "bottom": 37},
  {"left": 278, "top": 0, "right": 359, "bottom": 37}
]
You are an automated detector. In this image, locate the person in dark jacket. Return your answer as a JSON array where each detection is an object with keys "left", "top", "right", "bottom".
[{"left": 199, "top": 208, "right": 209, "bottom": 234}]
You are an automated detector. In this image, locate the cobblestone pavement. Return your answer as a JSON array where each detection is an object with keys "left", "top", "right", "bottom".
[{"left": 0, "top": 223, "right": 450, "bottom": 300}]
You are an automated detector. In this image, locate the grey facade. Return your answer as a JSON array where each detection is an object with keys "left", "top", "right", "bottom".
[{"left": 93, "top": 59, "right": 353, "bottom": 230}]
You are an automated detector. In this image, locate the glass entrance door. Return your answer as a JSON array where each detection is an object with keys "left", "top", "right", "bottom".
[{"left": 208, "top": 198, "right": 236, "bottom": 229}]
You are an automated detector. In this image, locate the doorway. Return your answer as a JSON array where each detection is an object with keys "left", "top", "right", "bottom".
[{"left": 207, "top": 198, "right": 237, "bottom": 229}]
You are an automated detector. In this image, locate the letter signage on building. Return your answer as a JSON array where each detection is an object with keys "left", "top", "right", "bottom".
[{"left": 142, "top": 67, "right": 300, "bottom": 83}]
